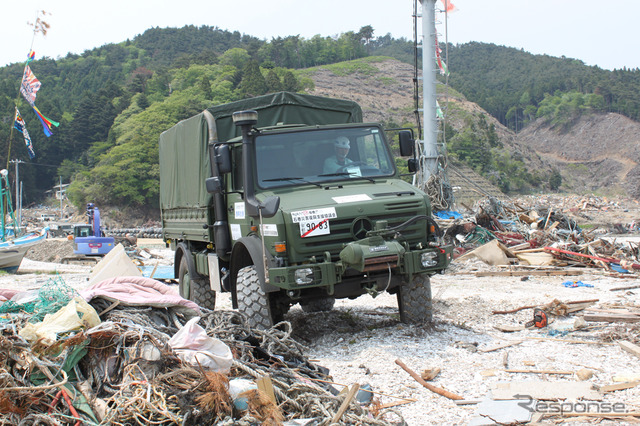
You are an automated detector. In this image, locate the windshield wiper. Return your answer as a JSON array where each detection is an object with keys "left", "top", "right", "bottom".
[
  {"left": 316, "top": 172, "right": 375, "bottom": 183},
  {"left": 317, "top": 172, "right": 350, "bottom": 177},
  {"left": 262, "top": 177, "right": 323, "bottom": 188}
]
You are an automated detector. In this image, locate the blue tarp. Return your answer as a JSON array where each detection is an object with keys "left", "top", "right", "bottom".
[
  {"left": 434, "top": 210, "right": 463, "bottom": 220},
  {"left": 562, "top": 280, "right": 594, "bottom": 288},
  {"left": 139, "top": 265, "right": 175, "bottom": 280}
]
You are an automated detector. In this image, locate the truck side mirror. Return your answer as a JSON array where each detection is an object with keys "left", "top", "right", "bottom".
[
  {"left": 407, "top": 158, "right": 420, "bottom": 173},
  {"left": 215, "top": 145, "right": 232, "bottom": 174},
  {"left": 398, "top": 130, "right": 415, "bottom": 157},
  {"left": 258, "top": 196, "right": 280, "bottom": 218},
  {"left": 206, "top": 176, "right": 223, "bottom": 194}
]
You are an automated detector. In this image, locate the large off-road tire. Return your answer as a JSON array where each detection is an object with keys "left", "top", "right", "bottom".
[
  {"left": 237, "top": 265, "right": 283, "bottom": 329},
  {"left": 178, "top": 256, "right": 215, "bottom": 310},
  {"left": 397, "top": 274, "right": 432, "bottom": 324},
  {"left": 300, "top": 297, "right": 336, "bottom": 313}
]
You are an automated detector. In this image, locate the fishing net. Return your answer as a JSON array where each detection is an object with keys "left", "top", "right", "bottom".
[{"left": 0, "top": 274, "right": 78, "bottom": 322}]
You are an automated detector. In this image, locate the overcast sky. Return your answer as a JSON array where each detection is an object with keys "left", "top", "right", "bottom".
[{"left": 2, "top": 0, "right": 638, "bottom": 71}]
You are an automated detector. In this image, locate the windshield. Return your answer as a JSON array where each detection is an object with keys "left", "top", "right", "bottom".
[{"left": 255, "top": 126, "right": 395, "bottom": 189}]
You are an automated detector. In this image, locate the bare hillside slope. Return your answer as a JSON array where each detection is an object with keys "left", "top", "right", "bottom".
[
  {"left": 306, "top": 57, "right": 640, "bottom": 199},
  {"left": 515, "top": 113, "right": 640, "bottom": 197}
]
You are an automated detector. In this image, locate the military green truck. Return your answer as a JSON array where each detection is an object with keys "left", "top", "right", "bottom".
[{"left": 159, "top": 92, "right": 452, "bottom": 328}]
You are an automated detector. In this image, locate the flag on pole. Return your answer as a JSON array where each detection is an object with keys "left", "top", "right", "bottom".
[
  {"left": 435, "top": 35, "right": 449, "bottom": 76},
  {"left": 436, "top": 101, "right": 444, "bottom": 119},
  {"left": 31, "top": 105, "right": 59, "bottom": 137},
  {"left": 14, "top": 107, "right": 36, "bottom": 158},
  {"left": 440, "top": 0, "right": 457, "bottom": 13},
  {"left": 20, "top": 65, "right": 41, "bottom": 106}
]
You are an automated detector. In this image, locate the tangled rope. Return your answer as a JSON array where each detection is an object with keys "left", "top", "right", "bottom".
[
  {"left": 0, "top": 295, "right": 405, "bottom": 425},
  {"left": 424, "top": 173, "right": 453, "bottom": 211}
]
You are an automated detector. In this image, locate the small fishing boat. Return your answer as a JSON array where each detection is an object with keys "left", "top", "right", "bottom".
[
  {"left": 0, "top": 227, "right": 48, "bottom": 272},
  {"left": 0, "top": 169, "right": 47, "bottom": 272}
]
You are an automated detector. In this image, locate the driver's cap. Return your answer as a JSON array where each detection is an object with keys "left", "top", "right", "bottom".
[{"left": 335, "top": 136, "right": 350, "bottom": 149}]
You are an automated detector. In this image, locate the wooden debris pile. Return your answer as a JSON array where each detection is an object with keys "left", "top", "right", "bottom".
[
  {"left": 439, "top": 196, "right": 640, "bottom": 276},
  {"left": 0, "top": 277, "right": 401, "bottom": 425}
]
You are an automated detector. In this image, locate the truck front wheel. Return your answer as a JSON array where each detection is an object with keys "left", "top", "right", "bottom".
[
  {"left": 179, "top": 256, "right": 215, "bottom": 310},
  {"left": 397, "top": 274, "right": 432, "bottom": 324},
  {"left": 237, "top": 265, "right": 282, "bottom": 329}
]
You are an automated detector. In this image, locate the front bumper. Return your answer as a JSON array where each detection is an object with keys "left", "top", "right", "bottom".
[{"left": 268, "top": 244, "right": 453, "bottom": 291}]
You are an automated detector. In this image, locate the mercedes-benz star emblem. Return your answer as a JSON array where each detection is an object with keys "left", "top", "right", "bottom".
[{"left": 351, "top": 217, "right": 372, "bottom": 239}]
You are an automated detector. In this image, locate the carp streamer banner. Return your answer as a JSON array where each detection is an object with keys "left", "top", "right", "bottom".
[
  {"left": 31, "top": 105, "right": 59, "bottom": 137},
  {"left": 19, "top": 55, "right": 59, "bottom": 138},
  {"left": 20, "top": 65, "right": 41, "bottom": 107},
  {"left": 13, "top": 107, "right": 36, "bottom": 158}
]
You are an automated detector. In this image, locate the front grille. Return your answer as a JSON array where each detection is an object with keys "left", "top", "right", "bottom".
[{"left": 291, "top": 199, "right": 426, "bottom": 261}]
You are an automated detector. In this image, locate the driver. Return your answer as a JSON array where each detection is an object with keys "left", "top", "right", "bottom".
[{"left": 323, "top": 136, "right": 353, "bottom": 173}]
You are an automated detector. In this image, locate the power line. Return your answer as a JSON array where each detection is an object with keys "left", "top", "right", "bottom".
[{"left": 11, "top": 160, "right": 60, "bottom": 168}]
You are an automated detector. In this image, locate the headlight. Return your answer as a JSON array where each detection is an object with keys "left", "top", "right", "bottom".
[
  {"left": 421, "top": 252, "right": 438, "bottom": 268},
  {"left": 295, "top": 268, "right": 314, "bottom": 285}
]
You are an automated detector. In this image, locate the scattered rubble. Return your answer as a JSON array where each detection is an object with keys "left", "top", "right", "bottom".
[
  {"left": 0, "top": 274, "right": 401, "bottom": 425},
  {"left": 2, "top": 194, "right": 640, "bottom": 425},
  {"left": 439, "top": 195, "right": 640, "bottom": 279}
]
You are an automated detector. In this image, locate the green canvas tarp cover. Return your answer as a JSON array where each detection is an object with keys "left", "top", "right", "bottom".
[{"left": 159, "top": 92, "right": 362, "bottom": 210}]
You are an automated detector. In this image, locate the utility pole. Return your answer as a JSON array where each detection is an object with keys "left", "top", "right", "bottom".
[
  {"left": 59, "top": 176, "right": 63, "bottom": 219},
  {"left": 9, "top": 159, "right": 23, "bottom": 226},
  {"left": 419, "top": 0, "right": 439, "bottom": 178},
  {"left": 413, "top": 0, "right": 455, "bottom": 211}
]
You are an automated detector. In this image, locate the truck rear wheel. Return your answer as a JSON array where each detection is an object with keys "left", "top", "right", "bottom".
[
  {"left": 300, "top": 297, "right": 335, "bottom": 313},
  {"left": 179, "top": 256, "right": 215, "bottom": 310},
  {"left": 397, "top": 274, "right": 432, "bottom": 324},
  {"left": 237, "top": 265, "right": 281, "bottom": 329}
]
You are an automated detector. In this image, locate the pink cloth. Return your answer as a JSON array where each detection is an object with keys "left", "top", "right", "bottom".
[
  {"left": 0, "top": 288, "right": 21, "bottom": 302},
  {"left": 80, "top": 276, "right": 201, "bottom": 315}
]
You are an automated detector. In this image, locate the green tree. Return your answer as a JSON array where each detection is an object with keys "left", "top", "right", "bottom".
[
  {"left": 200, "top": 75, "right": 213, "bottom": 99},
  {"left": 219, "top": 48, "right": 250, "bottom": 69},
  {"left": 265, "top": 70, "right": 283, "bottom": 92},
  {"left": 357, "top": 25, "right": 375, "bottom": 53},
  {"left": 237, "top": 60, "right": 267, "bottom": 97},
  {"left": 549, "top": 169, "right": 562, "bottom": 191},
  {"left": 282, "top": 70, "right": 299, "bottom": 92}
]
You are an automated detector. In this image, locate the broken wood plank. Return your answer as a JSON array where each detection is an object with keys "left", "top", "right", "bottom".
[
  {"left": 256, "top": 375, "right": 277, "bottom": 404},
  {"left": 600, "top": 380, "right": 640, "bottom": 393},
  {"left": 492, "top": 299, "right": 599, "bottom": 315},
  {"left": 476, "top": 270, "right": 584, "bottom": 277},
  {"left": 610, "top": 284, "right": 640, "bottom": 291},
  {"left": 504, "top": 368, "right": 573, "bottom": 375},
  {"left": 378, "top": 399, "right": 418, "bottom": 409},
  {"left": 512, "top": 247, "right": 545, "bottom": 254},
  {"left": 479, "top": 340, "right": 523, "bottom": 353},
  {"left": 453, "top": 399, "right": 481, "bottom": 406},
  {"left": 584, "top": 311, "right": 640, "bottom": 323},
  {"left": 395, "top": 359, "right": 463, "bottom": 400},
  {"left": 516, "top": 252, "right": 555, "bottom": 266},
  {"left": 331, "top": 383, "right": 359, "bottom": 423},
  {"left": 494, "top": 324, "right": 525, "bottom": 332},
  {"left": 527, "top": 337, "right": 614, "bottom": 345},
  {"left": 619, "top": 341, "right": 640, "bottom": 358},
  {"left": 491, "top": 381, "right": 601, "bottom": 400},
  {"left": 509, "top": 242, "right": 531, "bottom": 251}
]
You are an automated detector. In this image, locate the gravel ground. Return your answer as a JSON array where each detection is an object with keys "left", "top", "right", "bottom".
[{"left": 2, "top": 245, "right": 639, "bottom": 425}]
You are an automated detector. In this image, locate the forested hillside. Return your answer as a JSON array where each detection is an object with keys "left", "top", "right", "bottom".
[
  {"left": 446, "top": 42, "right": 640, "bottom": 131},
  {"left": 0, "top": 25, "right": 638, "bottom": 210}
]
